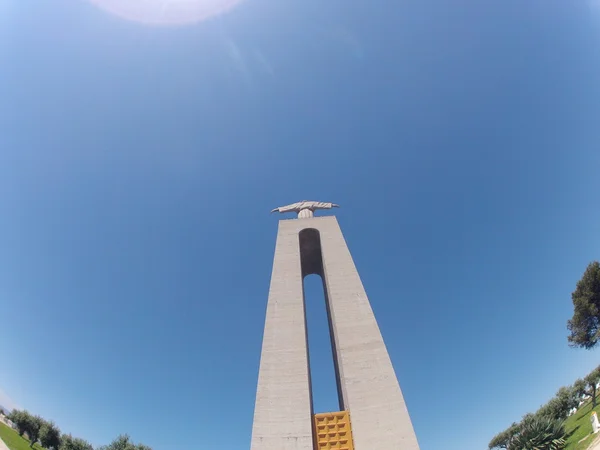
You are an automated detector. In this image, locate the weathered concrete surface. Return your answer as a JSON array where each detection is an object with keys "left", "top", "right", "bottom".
[
  {"left": 250, "top": 220, "right": 314, "bottom": 450},
  {"left": 317, "top": 216, "right": 420, "bottom": 450},
  {"left": 250, "top": 215, "right": 420, "bottom": 450}
]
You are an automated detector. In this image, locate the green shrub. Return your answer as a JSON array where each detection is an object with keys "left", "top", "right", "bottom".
[{"left": 510, "top": 416, "right": 567, "bottom": 450}]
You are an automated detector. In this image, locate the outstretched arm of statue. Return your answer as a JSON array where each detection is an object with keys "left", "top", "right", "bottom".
[
  {"left": 312, "top": 202, "right": 340, "bottom": 210},
  {"left": 272, "top": 202, "right": 303, "bottom": 213}
]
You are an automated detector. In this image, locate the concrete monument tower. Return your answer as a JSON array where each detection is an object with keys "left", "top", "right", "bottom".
[{"left": 250, "top": 201, "right": 420, "bottom": 450}]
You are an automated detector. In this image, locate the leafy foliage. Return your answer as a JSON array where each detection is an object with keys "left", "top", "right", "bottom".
[
  {"left": 567, "top": 261, "right": 600, "bottom": 349},
  {"left": 489, "top": 422, "right": 519, "bottom": 449},
  {"left": 8, "top": 410, "right": 29, "bottom": 437},
  {"left": 97, "top": 434, "right": 152, "bottom": 450},
  {"left": 6, "top": 410, "right": 44, "bottom": 445},
  {"left": 39, "top": 421, "right": 62, "bottom": 450},
  {"left": 584, "top": 367, "right": 600, "bottom": 407},
  {"left": 536, "top": 387, "right": 579, "bottom": 421},
  {"left": 489, "top": 384, "right": 581, "bottom": 449},
  {"left": 24, "top": 414, "right": 44, "bottom": 447},
  {"left": 571, "top": 368, "right": 600, "bottom": 408},
  {"left": 572, "top": 378, "right": 587, "bottom": 399},
  {"left": 5, "top": 408, "right": 153, "bottom": 450},
  {"left": 521, "top": 413, "right": 538, "bottom": 428},
  {"left": 59, "top": 434, "right": 94, "bottom": 450},
  {"left": 509, "top": 416, "right": 567, "bottom": 450}
]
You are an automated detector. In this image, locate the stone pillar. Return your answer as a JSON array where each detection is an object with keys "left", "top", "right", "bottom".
[
  {"left": 250, "top": 216, "right": 420, "bottom": 450},
  {"left": 250, "top": 220, "right": 314, "bottom": 450},
  {"left": 318, "top": 216, "right": 420, "bottom": 450}
]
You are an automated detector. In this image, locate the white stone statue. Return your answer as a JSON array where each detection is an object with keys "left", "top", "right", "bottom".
[
  {"left": 271, "top": 200, "right": 340, "bottom": 219},
  {"left": 592, "top": 412, "right": 600, "bottom": 434}
]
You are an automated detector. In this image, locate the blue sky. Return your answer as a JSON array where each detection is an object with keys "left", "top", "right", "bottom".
[{"left": 1, "top": 0, "right": 600, "bottom": 449}]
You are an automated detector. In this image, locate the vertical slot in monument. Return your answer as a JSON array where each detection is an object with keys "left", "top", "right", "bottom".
[{"left": 300, "top": 228, "right": 343, "bottom": 414}]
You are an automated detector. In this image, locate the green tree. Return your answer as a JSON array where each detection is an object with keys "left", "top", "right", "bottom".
[
  {"left": 584, "top": 367, "right": 600, "bottom": 407},
  {"left": 8, "top": 410, "right": 29, "bottom": 437},
  {"left": 40, "top": 421, "right": 62, "bottom": 450},
  {"left": 567, "top": 261, "right": 600, "bottom": 348},
  {"left": 521, "top": 413, "right": 536, "bottom": 427},
  {"left": 537, "top": 386, "right": 579, "bottom": 420},
  {"left": 97, "top": 434, "right": 152, "bottom": 450},
  {"left": 59, "top": 434, "right": 94, "bottom": 450},
  {"left": 573, "top": 370, "right": 600, "bottom": 408},
  {"left": 23, "top": 414, "right": 44, "bottom": 447},
  {"left": 573, "top": 378, "right": 588, "bottom": 399},
  {"left": 509, "top": 416, "right": 566, "bottom": 450},
  {"left": 488, "top": 422, "right": 520, "bottom": 449}
]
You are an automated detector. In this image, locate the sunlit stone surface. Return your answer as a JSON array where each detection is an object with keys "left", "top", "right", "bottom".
[{"left": 251, "top": 213, "right": 421, "bottom": 450}]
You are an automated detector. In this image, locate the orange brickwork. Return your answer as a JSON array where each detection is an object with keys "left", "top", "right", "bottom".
[{"left": 313, "top": 411, "right": 354, "bottom": 450}]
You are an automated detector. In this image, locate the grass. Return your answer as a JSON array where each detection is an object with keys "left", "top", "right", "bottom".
[
  {"left": 0, "top": 422, "right": 44, "bottom": 450},
  {"left": 564, "top": 394, "right": 600, "bottom": 450}
]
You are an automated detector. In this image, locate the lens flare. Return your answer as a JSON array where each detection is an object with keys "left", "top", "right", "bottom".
[{"left": 88, "top": 0, "right": 244, "bottom": 25}]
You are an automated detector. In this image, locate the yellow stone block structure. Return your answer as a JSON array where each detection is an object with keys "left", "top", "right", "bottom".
[{"left": 314, "top": 411, "right": 354, "bottom": 450}]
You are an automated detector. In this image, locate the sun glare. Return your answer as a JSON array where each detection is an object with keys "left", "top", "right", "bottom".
[{"left": 88, "top": 0, "right": 244, "bottom": 25}]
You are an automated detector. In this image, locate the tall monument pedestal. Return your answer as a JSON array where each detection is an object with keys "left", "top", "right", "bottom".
[{"left": 251, "top": 203, "right": 420, "bottom": 450}]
